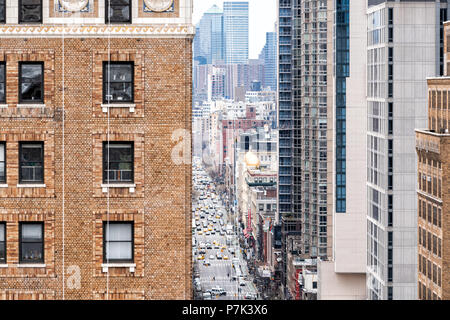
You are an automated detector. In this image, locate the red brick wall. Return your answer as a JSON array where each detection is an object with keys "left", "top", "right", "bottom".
[{"left": 0, "top": 37, "right": 192, "bottom": 300}]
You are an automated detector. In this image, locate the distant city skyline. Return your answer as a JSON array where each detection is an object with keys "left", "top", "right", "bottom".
[{"left": 193, "top": 0, "right": 277, "bottom": 59}]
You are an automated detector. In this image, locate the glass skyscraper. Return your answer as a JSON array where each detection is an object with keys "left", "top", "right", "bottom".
[
  {"left": 224, "top": 1, "right": 249, "bottom": 64},
  {"left": 195, "top": 5, "right": 225, "bottom": 65}
]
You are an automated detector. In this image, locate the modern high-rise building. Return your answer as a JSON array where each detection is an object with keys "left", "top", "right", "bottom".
[
  {"left": 260, "top": 31, "right": 277, "bottom": 91},
  {"left": 224, "top": 1, "right": 249, "bottom": 64},
  {"left": 277, "top": 0, "right": 333, "bottom": 299},
  {"left": 196, "top": 4, "right": 224, "bottom": 65},
  {"left": 317, "top": 0, "right": 367, "bottom": 300},
  {"left": 416, "top": 21, "right": 450, "bottom": 300},
  {"left": 0, "top": 0, "right": 193, "bottom": 300},
  {"left": 366, "top": 0, "right": 448, "bottom": 300}
]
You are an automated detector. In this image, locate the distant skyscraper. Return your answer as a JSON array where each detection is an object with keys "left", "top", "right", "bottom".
[
  {"left": 196, "top": 5, "right": 224, "bottom": 65},
  {"left": 260, "top": 31, "right": 277, "bottom": 91},
  {"left": 224, "top": 1, "right": 249, "bottom": 64}
]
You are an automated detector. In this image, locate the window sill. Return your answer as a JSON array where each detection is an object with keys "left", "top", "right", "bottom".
[
  {"left": 17, "top": 264, "right": 46, "bottom": 268},
  {"left": 0, "top": 184, "right": 8, "bottom": 188},
  {"left": 17, "top": 104, "right": 46, "bottom": 108},
  {"left": 101, "top": 103, "right": 136, "bottom": 113},
  {"left": 17, "top": 184, "right": 46, "bottom": 188},
  {"left": 101, "top": 263, "right": 136, "bottom": 273},
  {"left": 101, "top": 183, "right": 136, "bottom": 193},
  {"left": 0, "top": 104, "right": 8, "bottom": 108},
  {"left": 0, "top": 264, "right": 8, "bottom": 268}
]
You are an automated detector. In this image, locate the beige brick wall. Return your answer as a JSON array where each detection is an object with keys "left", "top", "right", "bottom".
[{"left": 0, "top": 37, "right": 192, "bottom": 300}]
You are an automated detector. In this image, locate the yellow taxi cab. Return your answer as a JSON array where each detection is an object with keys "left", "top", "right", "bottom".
[
  {"left": 223, "top": 255, "right": 229, "bottom": 260},
  {"left": 198, "top": 231, "right": 203, "bottom": 235},
  {"left": 208, "top": 227, "right": 213, "bottom": 232},
  {"left": 197, "top": 255, "right": 205, "bottom": 260}
]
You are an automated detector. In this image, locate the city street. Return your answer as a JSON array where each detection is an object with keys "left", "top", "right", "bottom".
[{"left": 192, "top": 157, "right": 259, "bottom": 300}]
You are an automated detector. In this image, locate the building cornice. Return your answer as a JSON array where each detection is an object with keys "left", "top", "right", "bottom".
[{"left": 0, "top": 24, "right": 195, "bottom": 38}]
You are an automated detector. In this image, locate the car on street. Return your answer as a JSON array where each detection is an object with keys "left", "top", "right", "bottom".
[
  {"left": 211, "top": 287, "right": 227, "bottom": 296},
  {"left": 223, "top": 255, "right": 229, "bottom": 260},
  {"left": 203, "top": 260, "right": 210, "bottom": 266},
  {"left": 244, "top": 293, "right": 257, "bottom": 300},
  {"left": 209, "top": 255, "right": 215, "bottom": 260},
  {"left": 202, "top": 292, "right": 212, "bottom": 300}
]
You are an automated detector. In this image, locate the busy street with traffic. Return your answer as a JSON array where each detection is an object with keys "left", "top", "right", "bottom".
[{"left": 192, "top": 157, "right": 259, "bottom": 300}]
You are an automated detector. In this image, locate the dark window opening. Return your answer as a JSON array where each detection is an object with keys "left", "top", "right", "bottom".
[
  {"left": 0, "top": 62, "right": 5, "bottom": 103},
  {"left": 19, "top": 142, "right": 44, "bottom": 184},
  {"left": 103, "top": 62, "right": 134, "bottom": 104},
  {"left": 19, "top": 0, "right": 42, "bottom": 24},
  {"left": 19, "top": 62, "right": 44, "bottom": 103},
  {"left": 19, "top": 222, "right": 44, "bottom": 264},
  {"left": 105, "top": 0, "right": 131, "bottom": 24},
  {"left": 0, "top": 142, "right": 5, "bottom": 183},
  {"left": 102, "top": 142, "right": 134, "bottom": 184},
  {"left": 0, "top": 223, "right": 5, "bottom": 263}
]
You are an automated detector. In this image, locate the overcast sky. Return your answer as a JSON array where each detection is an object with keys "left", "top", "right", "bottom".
[{"left": 192, "top": 0, "right": 277, "bottom": 59}]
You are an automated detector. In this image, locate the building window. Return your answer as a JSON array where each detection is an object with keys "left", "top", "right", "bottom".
[
  {"left": 0, "top": 0, "right": 5, "bottom": 23},
  {"left": 0, "top": 223, "right": 5, "bottom": 264},
  {"left": 19, "top": 222, "right": 44, "bottom": 264},
  {"left": 103, "top": 142, "right": 134, "bottom": 184},
  {"left": 0, "top": 142, "right": 5, "bottom": 183},
  {"left": 103, "top": 62, "right": 134, "bottom": 104},
  {"left": 103, "top": 222, "right": 134, "bottom": 263},
  {"left": 105, "top": 0, "right": 131, "bottom": 24},
  {"left": 19, "top": 0, "right": 42, "bottom": 24},
  {"left": 0, "top": 62, "right": 5, "bottom": 103},
  {"left": 19, "top": 142, "right": 44, "bottom": 184},
  {"left": 19, "top": 62, "right": 44, "bottom": 103}
]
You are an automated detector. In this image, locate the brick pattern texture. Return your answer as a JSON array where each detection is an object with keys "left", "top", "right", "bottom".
[{"left": 0, "top": 37, "right": 192, "bottom": 300}]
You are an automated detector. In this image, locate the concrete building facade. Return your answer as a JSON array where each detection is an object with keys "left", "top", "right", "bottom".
[{"left": 366, "top": 0, "right": 448, "bottom": 300}]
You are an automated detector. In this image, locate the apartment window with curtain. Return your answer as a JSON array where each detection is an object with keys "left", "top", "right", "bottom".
[{"left": 103, "top": 222, "right": 134, "bottom": 263}]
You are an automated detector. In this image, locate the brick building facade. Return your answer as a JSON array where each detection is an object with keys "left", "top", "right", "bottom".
[
  {"left": 0, "top": 0, "right": 194, "bottom": 300},
  {"left": 415, "top": 21, "right": 450, "bottom": 301}
]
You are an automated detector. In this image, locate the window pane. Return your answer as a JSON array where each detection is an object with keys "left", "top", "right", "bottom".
[
  {"left": 0, "top": 143, "right": 4, "bottom": 161},
  {"left": 0, "top": 0, "right": 5, "bottom": 23},
  {"left": 106, "top": 0, "right": 131, "bottom": 22},
  {"left": 20, "top": 144, "right": 42, "bottom": 162},
  {"left": 0, "top": 224, "right": 4, "bottom": 240},
  {"left": 103, "top": 142, "right": 133, "bottom": 182},
  {"left": 106, "top": 242, "right": 132, "bottom": 260},
  {"left": 21, "top": 242, "right": 43, "bottom": 262},
  {"left": 20, "top": 64, "right": 43, "bottom": 102},
  {"left": 22, "top": 224, "right": 42, "bottom": 241},
  {"left": 108, "top": 144, "right": 132, "bottom": 162},
  {"left": 105, "top": 64, "right": 133, "bottom": 82},
  {"left": 105, "top": 223, "right": 132, "bottom": 242},
  {"left": 20, "top": 0, "right": 42, "bottom": 23}
]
